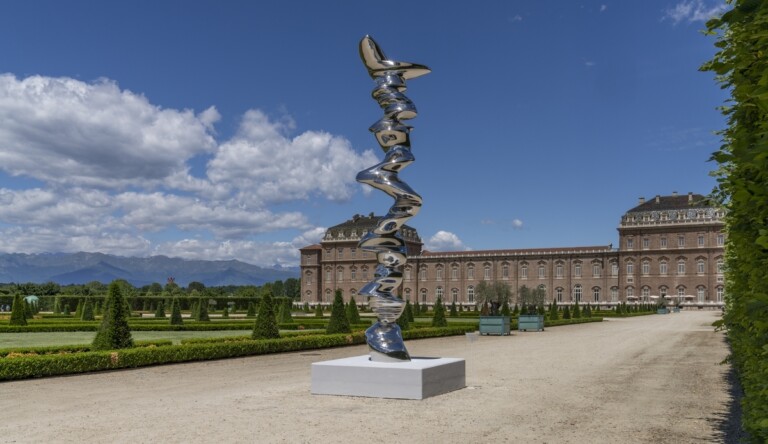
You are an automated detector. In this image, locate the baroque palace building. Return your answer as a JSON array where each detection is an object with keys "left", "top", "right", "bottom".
[{"left": 299, "top": 192, "right": 726, "bottom": 308}]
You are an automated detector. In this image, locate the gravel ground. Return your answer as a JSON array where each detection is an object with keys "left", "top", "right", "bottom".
[{"left": 0, "top": 311, "right": 738, "bottom": 443}]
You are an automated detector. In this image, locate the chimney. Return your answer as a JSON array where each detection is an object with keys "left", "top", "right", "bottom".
[
  {"left": 688, "top": 192, "right": 693, "bottom": 202},
  {"left": 638, "top": 197, "right": 645, "bottom": 205},
  {"left": 672, "top": 191, "right": 678, "bottom": 197},
  {"left": 655, "top": 195, "right": 661, "bottom": 204}
]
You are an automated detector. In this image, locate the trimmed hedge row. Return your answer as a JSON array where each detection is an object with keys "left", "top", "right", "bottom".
[
  {"left": 180, "top": 330, "right": 325, "bottom": 344},
  {"left": 0, "top": 340, "right": 173, "bottom": 358},
  {"left": 544, "top": 317, "right": 603, "bottom": 327}
]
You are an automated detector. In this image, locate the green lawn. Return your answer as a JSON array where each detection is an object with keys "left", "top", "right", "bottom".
[{"left": 0, "top": 330, "right": 253, "bottom": 348}]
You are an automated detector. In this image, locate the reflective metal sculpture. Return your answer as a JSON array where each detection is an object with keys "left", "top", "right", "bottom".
[{"left": 357, "top": 36, "right": 430, "bottom": 362}]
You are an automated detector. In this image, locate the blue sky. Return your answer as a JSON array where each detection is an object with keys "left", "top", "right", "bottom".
[{"left": 0, "top": 0, "right": 730, "bottom": 267}]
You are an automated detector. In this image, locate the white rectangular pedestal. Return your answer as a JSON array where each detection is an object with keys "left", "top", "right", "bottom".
[{"left": 311, "top": 355, "right": 465, "bottom": 400}]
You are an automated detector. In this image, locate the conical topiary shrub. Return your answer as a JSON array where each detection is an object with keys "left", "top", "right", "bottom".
[
  {"left": 24, "top": 298, "right": 34, "bottom": 319},
  {"left": 431, "top": 297, "right": 448, "bottom": 327},
  {"left": 563, "top": 305, "right": 572, "bottom": 320},
  {"left": 62, "top": 303, "right": 71, "bottom": 316},
  {"left": 397, "top": 304, "right": 410, "bottom": 331},
  {"left": 326, "top": 290, "right": 351, "bottom": 334},
  {"left": 303, "top": 302, "right": 310, "bottom": 313},
  {"left": 584, "top": 303, "right": 592, "bottom": 318},
  {"left": 252, "top": 293, "right": 280, "bottom": 339},
  {"left": 170, "top": 297, "right": 183, "bottom": 325},
  {"left": 449, "top": 302, "right": 458, "bottom": 317},
  {"left": 346, "top": 296, "right": 361, "bottom": 324},
  {"left": 278, "top": 299, "right": 293, "bottom": 323},
  {"left": 314, "top": 304, "right": 324, "bottom": 318},
  {"left": 500, "top": 300, "right": 511, "bottom": 316},
  {"left": 414, "top": 301, "right": 421, "bottom": 317},
  {"left": 53, "top": 296, "right": 61, "bottom": 315},
  {"left": 10, "top": 294, "right": 27, "bottom": 326},
  {"left": 549, "top": 300, "right": 559, "bottom": 320},
  {"left": 154, "top": 300, "right": 166, "bottom": 318},
  {"left": 222, "top": 305, "right": 229, "bottom": 319},
  {"left": 246, "top": 301, "right": 256, "bottom": 318},
  {"left": 573, "top": 301, "right": 581, "bottom": 318},
  {"left": 92, "top": 281, "right": 133, "bottom": 350},
  {"left": 75, "top": 299, "right": 84, "bottom": 319},
  {"left": 405, "top": 300, "right": 414, "bottom": 322},
  {"left": 196, "top": 297, "right": 210, "bottom": 321},
  {"left": 81, "top": 298, "right": 95, "bottom": 321}
]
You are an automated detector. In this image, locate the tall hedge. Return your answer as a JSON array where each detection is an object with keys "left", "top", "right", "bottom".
[
  {"left": 326, "top": 290, "right": 351, "bottom": 334},
  {"left": 81, "top": 298, "right": 95, "bottom": 321},
  {"left": 154, "top": 300, "right": 166, "bottom": 318},
  {"left": 346, "top": 296, "right": 361, "bottom": 324},
  {"left": 10, "top": 294, "right": 27, "bottom": 326},
  {"left": 703, "top": 2, "right": 768, "bottom": 441},
  {"left": 92, "top": 281, "right": 134, "bottom": 350},
  {"left": 196, "top": 297, "right": 210, "bottom": 322},
  {"left": 252, "top": 293, "right": 280, "bottom": 340}
]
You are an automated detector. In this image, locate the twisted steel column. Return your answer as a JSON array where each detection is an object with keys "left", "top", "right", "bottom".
[{"left": 357, "top": 36, "right": 430, "bottom": 362}]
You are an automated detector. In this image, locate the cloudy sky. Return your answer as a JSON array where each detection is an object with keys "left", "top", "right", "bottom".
[{"left": 0, "top": 0, "right": 729, "bottom": 267}]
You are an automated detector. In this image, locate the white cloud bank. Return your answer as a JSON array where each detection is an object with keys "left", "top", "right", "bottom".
[
  {"left": 0, "top": 74, "right": 374, "bottom": 266},
  {"left": 425, "top": 231, "right": 469, "bottom": 252},
  {"left": 663, "top": 0, "right": 729, "bottom": 24}
]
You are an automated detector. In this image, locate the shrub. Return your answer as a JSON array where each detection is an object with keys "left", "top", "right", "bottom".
[
  {"left": 196, "top": 298, "right": 210, "bottom": 322},
  {"left": 500, "top": 300, "right": 511, "bottom": 316},
  {"left": 346, "top": 296, "right": 361, "bottom": 324},
  {"left": 92, "top": 281, "right": 134, "bottom": 350},
  {"left": 246, "top": 302, "right": 256, "bottom": 318},
  {"left": 405, "top": 300, "right": 414, "bottom": 322},
  {"left": 154, "top": 301, "right": 166, "bottom": 318},
  {"left": 414, "top": 301, "right": 421, "bottom": 316},
  {"left": 303, "top": 302, "right": 310, "bottom": 313},
  {"left": 53, "top": 297, "right": 61, "bottom": 315},
  {"left": 431, "top": 297, "right": 447, "bottom": 327},
  {"left": 10, "top": 294, "right": 27, "bottom": 326},
  {"left": 584, "top": 303, "right": 592, "bottom": 318},
  {"left": 326, "top": 290, "right": 351, "bottom": 334},
  {"left": 563, "top": 306, "right": 571, "bottom": 320},
  {"left": 396, "top": 306, "right": 410, "bottom": 331},
  {"left": 252, "top": 293, "right": 280, "bottom": 340},
  {"left": 277, "top": 299, "right": 293, "bottom": 324},
  {"left": 170, "top": 298, "right": 183, "bottom": 326},
  {"left": 449, "top": 302, "right": 458, "bottom": 317},
  {"left": 573, "top": 301, "right": 581, "bottom": 318},
  {"left": 81, "top": 298, "right": 95, "bottom": 321},
  {"left": 62, "top": 303, "right": 71, "bottom": 316},
  {"left": 74, "top": 299, "right": 83, "bottom": 319},
  {"left": 549, "top": 300, "right": 560, "bottom": 321},
  {"left": 314, "top": 304, "right": 324, "bottom": 318},
  {"left": 222, "top": 305, "right": 229, "bottom": 319}
]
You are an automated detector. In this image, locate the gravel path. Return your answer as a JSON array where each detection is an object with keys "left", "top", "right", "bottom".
[{"left": 0, "top": 311, "right": 736, "bottom": 443}]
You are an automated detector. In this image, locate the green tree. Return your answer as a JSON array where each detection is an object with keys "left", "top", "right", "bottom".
[
  {"left": 431, "top": 297, "right": 448, "bottom": 327},
  {"left": 53, "top": 296, "right": 61, "bottom": 314},
  {"left": 277, "top": 299, "right": 293, "bottom": 323},
  {"left": 549, "top": 300, "right": 559, "bottom": 320},
  {"left": 170, "top": 298, "right": 183, "bottom": 326},
  {"left": 154, "top": 300, "right": 166, "bottom": 318},
  {"left": 414, "top": 301, "right": 421, "bottom": 316},
  {"left": 449, "top": 301, "right": 458, "bottom": 317},
  {"left": 500, "top": 300, "right": 511, "bottom": 316},
  {"left": 314, "top": 304, "right": 324, "bottom": 318},
  {"left": 9, "top": 294, "right": 27, "bottom": 326},
  {"left": 196, "top": 298, "right": 210, "bottom": 321},
  {"left": 303, "top": 301, "right": 310, "bottom": 313},
  {"left": 252, "top": 293, "right": 280, "bottom": 339},
  {"left": 346, "top": 296, "right": 361, "bottom": 324},
  {"left": 563, "top": 305, "right": 571, "bottom": 320},
  {"left": 92, "top": 281, "right": 133, "bottom": 350},
  {"left": 246, "top": 301, "right": 256, "bottom": 318},
  {"left": 284, "top": 278, "right": 300, "bottom": 300},
  {"left": 81, "top": 297, "right": 95, "bottom": 321},
  {"left": 573, "top": 301, "right": 581, "bottom": 318},
  {"left": 396, "top": 303, "right": 410, "bottom": 331},
  {"left": 272, "top": 280, "right": 285, "bottom": 298},
  {"left": 326, "top": 290, "right": 351, "bottom": 334},
  {"left": 222, "top": 305, "right": 229, "bottom": 319},
  {"left": 405, "top": 300, "right": 415, "bottom": 322},
  {"left": 74, "top": 299, "right": 84, "bottom": 318},
  {"left": 23, "top": 298, "right": 34, "bottom": 319},
  {"left": 584, "top": 303, "right": 592, "bottom": 318}
]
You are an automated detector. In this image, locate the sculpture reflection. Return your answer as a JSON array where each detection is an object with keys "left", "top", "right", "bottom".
[{"left": 357, "top": 36, "right": 430, "bottom": 362}]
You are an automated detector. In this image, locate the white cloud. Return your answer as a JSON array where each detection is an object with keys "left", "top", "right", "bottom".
[
  {"left": 207, "top": 110, "right": 378, "bottom": 206},
  {"left": 511, "top": 219, "right": 524, "bottom": 230},
  {"left": 425, "top": 231, "right": 469, "bottom": 252},
  {"left": 0, "top": 74, "right": 379, "bottom": 267},
  {"left": 663, "top": 1, "right": 729, "bottom": 24},
  {"left": 508, "top": 15, "right": 523, "bottom": 23},
  {"left": 0, "top": 74, "right": 218, "bottom": 189},
  {"left": 600, "top": 5, "right": 607, "bottom": 12}
]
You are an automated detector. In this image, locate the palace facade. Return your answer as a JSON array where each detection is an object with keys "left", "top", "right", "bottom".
[{"left": 299, "top": 192, "right": 726, "bottom": 308}]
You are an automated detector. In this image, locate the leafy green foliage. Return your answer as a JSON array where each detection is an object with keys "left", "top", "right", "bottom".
[
  {"left": 450, "top": 302, "right": 458, "bottom": 317},
  {"left": 277, "top": 299, "right": 293, "bottom": 323},
  {"left": 246, "top": 302, "right": 256, "bottom": 318},
  {"left": 346, "top": 296, "right": 361, "bottom": 324},
  {"left": 431, "top": 297, "right": 448, "bottom": 327},
  {"left": 549, "top": 300, "right": 559, "bottom": 320},
  {"left": 702, "top": 3, "right": 768, "bottom": 440},
  {"left": 563, "top": 306, "right": 571, "bottom": 320},
  {"left": 195, "top": 298, "right": 210, "bottom": 322},
  {"left": 74, "top": 299, "right": 83, "bottom": 319},
  {"left": 573, "top": 301, "right": 581, "bottom": 318},
  {"left": 80, "top": 298, "right": 95, "bottom": 321},
  {"left": 326, "top": 290, "right": 351, "bottom": 334},
  {"left": 252, "top": 293, "right": 280, "bottom": 340},
  {"left": 170, "top": 298, "right": 183, "bottom": 326},
  {"left": 405, "top": 300, "right": 414, "bottom": 322},
  {"left": 92, "top": 281, "right": 133, "bottom": 350},
  {"left": 154, "top": 300, "right": 166, "bottom": 318},
  {"left": 10, "top": 294, "right": 27, "bottom": 326}
]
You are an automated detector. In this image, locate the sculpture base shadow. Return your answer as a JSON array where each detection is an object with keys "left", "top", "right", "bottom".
[{"left": 311, "top": 355, "right": 465, "bottom": 400}]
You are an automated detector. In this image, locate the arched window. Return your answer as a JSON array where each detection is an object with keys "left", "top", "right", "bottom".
[
  {"left": 555, "top": 262, "right": 564, "bottom": 278},
  {"left": 574, "top": 284, "right": 582, "bottom": 302},
  {"left": 626, "top": 261, "right": 634, "bottom": 275},
  {"left": 325, "top": 289, "right": 331, "bottom": 302},
  {"left": 419, "top": 266, "right": 427, "bottom": 281},
  {"left": 483, "top": 264, "right": 491, "bottom": 280},
  {"left": 520, "top": 263, "right": 528, "bottom": 279},
  {"left": 502, "top": 263, "right": 510, "bottom": 279},
  {"left": 350, "top": 266, "right": 357, "bottom": 281},
  {"left": 420, "top": 288, "right": 427, "bottom": 303},
  {"left": 325, "top": 267, "right": 332, "bottom": 282},
  {"left": 467, "top": 286, "right": 475, "bottom": 303},
  {"left": 659, "top": 286, "right": 668, "bottom": 297},
  {"left": 451, "top": 264, "right": 459, "bottom": 280},
  {"left": 593, "top": 287, "right": 600, "bottom": 302},
  {"left": 697, "top": 286, "right": 706, "bottom": 302},
  {"left": 677, "top": 286, "right": 686, "bottom": 297},
  {"left": 677, "top": 259, "right": 686, "bottom": 275},
  {"left": 697, "top": 259, "right": 705, "bottom": 274},
  {"left": 592, "top": 263, "right": 601, "bottom": 277},
  {"left": 538, "top": 264, "right": 546, "bottom": 279},
  {"left": 467, "top": 265, "right": 475, "bottom": 280},
  {"left": 642, "top": 286, "right": 650, "bottom": 300},
  {"left": 610, "top": 287, "right": 618, "bottom": 302},
  {"left": 556, "top": 287, "right": 563, "bottom": 302},
  {"left": 337, "top": 267, "right": 344, "bottom": 282},
  {"left": 436, "top": 265, "right": 444, "bottom": 280},
  {"left": 362, "top": 266, "right": 369, "bottom": 281},
  {"left": 436, "top": 287, "right": 444, "bottom": 300},
  {"left": 404, "top": 266, "right": 412, "bottom": 281},
  {"left": 404, "top": 288, "right": 411, "bottom": 302},
  {"left": 451, "top": 288, "right": 459, "bottom": 303},
  {"left": 716, "top": 286, "right": 724, "bottom": 302},
  {"left": 716, "top": 258, "right": 724, "bottom": 274},
  {"left": 642, "top": 260, "right": 650, "bottom": 276},
  {"left": 659, "top": 260, "right": 668, "bottom": 275},
  {"left": 574, "top": 262, "right": 582, "bottom": 277}
]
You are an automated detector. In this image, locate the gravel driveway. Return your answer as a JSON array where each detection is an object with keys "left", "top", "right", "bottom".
[{"left": 0, "top": 311, "right": 736, "bottom": 443}]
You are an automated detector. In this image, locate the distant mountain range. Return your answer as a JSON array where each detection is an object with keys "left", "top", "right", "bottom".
[{"left": 0, "top": 252, "right": 299, "bottom": 287}]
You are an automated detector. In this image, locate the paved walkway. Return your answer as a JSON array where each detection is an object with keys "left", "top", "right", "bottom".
[{"left": 0, "top": 311, "right": 736, "bottom": 443}]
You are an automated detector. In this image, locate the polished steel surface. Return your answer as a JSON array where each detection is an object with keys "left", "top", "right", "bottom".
[{"left": 357, "top": 36, "right": 430, "bottom": 362}]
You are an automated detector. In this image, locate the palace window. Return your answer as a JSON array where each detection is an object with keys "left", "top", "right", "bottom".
[
  {"left": 451, "top": 288, "right": 459, "bottom": 303},
  {"left": 467, "top": 286, "right": 475, "bottom": 303},
  {"left": 626, "top": 238, "right": 634, "bottom": 249},
  {"left": 436, "top": 266, "right": 443, "bottom": 280},
  {"left": 643, "top": 238, "right": 650, "bottom": 249},
  {"left": 660, "top": 286, "right": 668, "bottom": 297},
  {"left": 716, "top": 286, "right": 724, "bottom": 302},
  {"left": 419, "top": 267, "right": 427, "bottom": 281},
  {"left": 698, "top": 235, "right": 705, "bottom": 247},
  {"left": 556, "top": 287, "right": 563, "bottom": 302},
  {"left": 362, "top": 267, "right": 369, "bottom": 281},
  {"left": 405, "top": 267, "right": 412, "bottom": 281},
  {"left": 611, "top": 263, "right": 618, "bottom": 277},
  {"left": 659, "top": 260, "right": 668, "bottom": 275},
  {"left": 677, "top": 286, "right": 686, "bottom": 297},
  {"left": 642, "top": 260, "right": 650, "bottom": 276},
  {"left": 556, "top": 263, "right": 564, "bottom": 278},
  {"left": 717, "top": 234, "right": 724, "bottom": 246},
  {"left": 678, "top": 235, "right": 685, "bottom": 247},
  {"left": 484, "top": 265, "right": 491, "bottom": 280},
  {"left": 574, "top": 263, "right": 582, "bottom": 278},
  {"left": 420, "top": 288, "right": 427, "bottom": 303},
  {"left": 404, "top": 288, "right": 411, "bottom": 302},
  {"left": 338, "top": 248, "right": 343, "bottom": 258},
  {"left": 610, "top": 287, "right": 618, "bottom": 302},
  {"left": 452, "top": 265, "right": 459, "bottom": 280},
  {"left": 626, "top": 262, "right": 634, "bottom": 275},
  {"left": 697, "top": 286, "right": 706, "bottom": 302},
  {"left": 697, "top": 259, "right": 705, "bottom": 275},
  {"left": 538, "top": 264, "right": 545, "bottom": 279},
  {"left": 436, "top": 287, "right": 444, "bottom": 300},
  {"left": 626, "top": 287, "right": 634, "bottom": 299},
  {"left": 325, "top": 269, "right": 331, "bottom": 282},
  {"left": 593, "top": 264, "right": 601, "bottom": 277},
  {"left": 337, "top": 268, "right": 343, "bottom": 282},
  {"left": 468, "top": 266, "right": 475, "bottom": 280},
  {"left": 502, "top": 263, "right": 509, "bottom": 279},
  {"left": 593, "top": 287, "right": 600, "bottom": 302},
  {"left": 716, "top": 258, "right": 724, "bottom": 274},
  {"left": 350, "top": 268, "right": 357, "bottom": 281},
  {"left": 660, "top": 237, "right": 667, "bottom": 248},
  {"left": 574, "top": 285, "right": 582, "bottom": 302},
  {"left": 642, "top": 286, "right": 650, "bottom": 299},
  {"left": 521, "top": 264, "right": 528, "bottom": 279},
  {"left": 677, "top": 259, "right": 686, "bottom": 275}
]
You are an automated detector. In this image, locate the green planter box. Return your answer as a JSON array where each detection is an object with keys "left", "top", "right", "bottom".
[
  {"left": 479, "top": 316, "right": 511, "bottom": 336},
  {"left": 657, "top": 308, "right": 669, "bottom": 314},
  {"left": 518, "top": 314, "right": 545, "bottom": 332}
]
